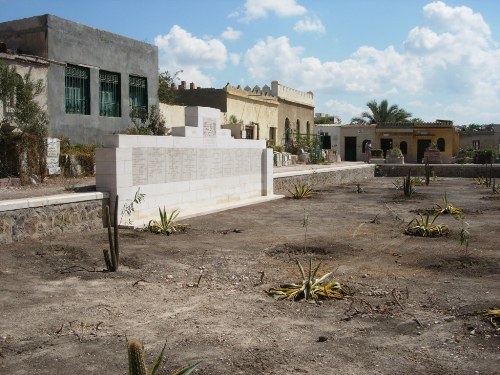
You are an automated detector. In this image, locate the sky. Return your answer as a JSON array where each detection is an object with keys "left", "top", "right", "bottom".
[{"left": 1, "top": 0, "right": 500, "bottom": 125}]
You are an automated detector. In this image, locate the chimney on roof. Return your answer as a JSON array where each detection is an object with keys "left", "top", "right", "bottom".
[
  {"left": 190, "top": 82, "right": 196, "bottom": 90},
  {"left": 179, "top": 81, "right": 186, "bottom": 90}
]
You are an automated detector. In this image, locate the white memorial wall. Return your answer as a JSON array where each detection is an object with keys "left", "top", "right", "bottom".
[{"left": 96, "top": 107, "right": 275, "bottom": 226}]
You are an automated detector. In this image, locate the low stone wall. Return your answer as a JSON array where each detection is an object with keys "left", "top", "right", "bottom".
[
  {"left": 274, "top": 165, "right": 375, "bottom": 194},
  {"left": 375, "top": 164, "right": 500, "bottom": 178},
  {"left": 0, "top": 192, "right": 107, "bottom": 244}
]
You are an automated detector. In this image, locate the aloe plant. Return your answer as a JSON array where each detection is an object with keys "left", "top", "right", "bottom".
[
  {"left": 268, "top": 258, "right": 350, "bottom": 301},
  {"left": 287, "top": 182, "right": 313, "bottom": 199},
  {"left": 405, "top": 212, "right": 449, "bottom": 237},
  {"left": 148, "top": 208, "right": 179, "bottom": 235},
  {"left": 127, "top": 339, "right": 200, "bottom": 375},
  {"left": 434, "top": 192, "right": 464, "bottom": 217}
]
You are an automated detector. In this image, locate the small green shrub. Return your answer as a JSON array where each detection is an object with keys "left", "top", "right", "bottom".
[
  {"left": 371, "top": 148, "right": 383, "bottom": 157},
  {"left": 473, "top": 149, "right": 494, "bottom": 164},
  {"left": 60, "top": 143, "right": 99, "bottom": 177}
]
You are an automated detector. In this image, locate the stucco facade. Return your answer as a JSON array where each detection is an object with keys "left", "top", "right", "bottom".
[
  {"left": 177, "top": 81, "right": 314, "bottom": 145},
  {"left": 177, "top": 84, "right": 279, "bottom": 141},
  {"left": 374, "top": 121, "right": 460, "bottom": 163},
  {"left": 271, "top": 81, "right": 315, "bottom": 147},
  {"left": 0, "top": 15, "right": 158, "bottom": 144},
  {"left": 458, "top": 125, "right": 500, "bottom": 153}
]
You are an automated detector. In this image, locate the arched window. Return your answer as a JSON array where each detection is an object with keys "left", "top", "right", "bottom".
[
  {"left": 400, "top": 141, "right": 408, "bottom": 155},
  {"left": 296, "top": 120, "right": 300, "bottom": 141},
  {"left": 284, "top": 118, "right": 290, "bottom": 145},
  {"left": 437, "top": 138, "right": 445, "bottom": 152}
]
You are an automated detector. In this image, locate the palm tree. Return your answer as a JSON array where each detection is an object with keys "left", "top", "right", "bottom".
[{"left": 351, "top": 99, "right": 412, "bottom": 124}]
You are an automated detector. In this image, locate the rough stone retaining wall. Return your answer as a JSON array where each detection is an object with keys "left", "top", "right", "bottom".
[
  {"left": 274, "top": 165, "right": 375, "bottom": 194},
  {"left": 376, "top": 164, "right": 500, "bottom": 178},
  {"left": 0, "top": 192, "right": 107, "bottom": 244}
]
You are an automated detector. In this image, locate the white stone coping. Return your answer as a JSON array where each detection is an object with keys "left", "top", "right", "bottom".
[
  {"left": 122, "top": 194, "right": 285, "bottom": 228},
  {"left": 274, "top": 164, "right": 374, "bottom": 178},
  {"left": 0, "top": 192, "right": 109, "bottom": 212}
]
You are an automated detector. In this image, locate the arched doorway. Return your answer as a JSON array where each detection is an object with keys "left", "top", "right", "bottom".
[
  {"left": 284, "top": 118, "right": 291, "bottom": 146},
  {"left": 400, "top": 141, "right": 408, "bottom": 155}
]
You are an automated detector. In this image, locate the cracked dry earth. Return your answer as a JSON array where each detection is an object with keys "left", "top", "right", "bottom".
[{"left": 0, "top": 177, "right": 499, "bottom": 374}]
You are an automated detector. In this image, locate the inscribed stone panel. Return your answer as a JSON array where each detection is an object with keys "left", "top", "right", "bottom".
[
  {"left": 182, "top": 149, "right": 197, "bottom": 180},
  {"left": 132, "top": 148, "right": 148, "bottom": 185},
  {"left": 165, "top": 149, "right": 175, "bottom": 182},
  {"left": 211, "top": 149, "right": 223, "bottom": 178},
  {"left": 196, "top": 149, "right": 211, "bottom": 180},
  {"left": 147, "top": 148, "right": 166, "bottom": 184},
  {"left": 170, "top": 149, "right": 184, "bottom": 181},
  {"left": 203, "top": 117, "right": 217, "bottom": 137}
]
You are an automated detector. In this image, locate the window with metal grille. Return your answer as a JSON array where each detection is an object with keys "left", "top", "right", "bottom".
[
  {"left": 65, "top": 65, "right": 90, "bottom": 115},
  {"left": 129, "top": 76, "right": 147, "bottom": 118},
  {"left": 99, "top": 71, "right": 121, "bottom": 117}
]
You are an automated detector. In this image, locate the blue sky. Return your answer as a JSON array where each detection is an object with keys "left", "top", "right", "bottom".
[{"left": 2, "top": 0, "right": 500, "bottom": 125}]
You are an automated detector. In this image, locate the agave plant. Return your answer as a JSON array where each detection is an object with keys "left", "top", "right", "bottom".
[
  {"left": 288, "top": 183, "right": 313, "bottom": 199},
  {"left": 434, "top": 192, "right": 464, "bottom": 217},
  {"left": 474, "top": 176, "right": 488, "bottom": 186},
  {"left": 482, "top": 308, "right": 500, "bottom": 330},
  {"left": 148, "top": 207, "right": 179, "bottom": 235},
  {"left": 405, "top": 212, "right": 449, "bottom": 237},
  {"left": 127, "top": 338, "right": 199, "bottom": 375},
  {"left": 268, "top": 258, "right": 350, "bottom": 301}
]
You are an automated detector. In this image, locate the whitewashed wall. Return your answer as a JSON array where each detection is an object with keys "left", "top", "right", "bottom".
[{"left": 96, "top": 107, "right": 274, "bottom": 226}]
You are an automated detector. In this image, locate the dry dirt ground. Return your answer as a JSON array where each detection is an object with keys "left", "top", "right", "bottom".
[{"left": 0, "top": 177, "right": 499, "bottom": 374}]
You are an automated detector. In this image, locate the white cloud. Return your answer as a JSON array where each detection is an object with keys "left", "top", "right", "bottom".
[
  {"left": 221, "top": 27, "right": 242, "bottom": 41},
  {"left": 324, "top": 100, "right": 364, "bottom": 123},
  {"left": 294, "top": 16, "right": 325, "bottom": 34},
  {"left": 229, "top": 53, "right": 241, "bottom": 65},
  {"left": 243, "top": 2, "right": 500, "bottom": 123},
  {"left": 242, "top": 0, "right": 306, "bottom": 21},
  {"left": 154, "top": 25, "right": 228, "bottom": 87}
]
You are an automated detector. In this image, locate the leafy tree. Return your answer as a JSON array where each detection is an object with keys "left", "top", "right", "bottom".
[
  {"left": 351, "top": 99, "right": 412, "bottom": 124},
  {"left": 158, "top": 70, "right": 181, "bottom": 104},
  {"left": 0, "top": 62, "right": 48, "bottom": 182}
]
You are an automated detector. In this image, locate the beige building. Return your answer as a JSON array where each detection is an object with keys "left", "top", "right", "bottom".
[
  {"left": 458, "top": 124, "right": 500, "bottom": 153},
  {"left": 272, "top": 81, "right": 315, "bottom": 148},
  {"left": 176, "top": 81, "right": 314, "bottom": 146}
]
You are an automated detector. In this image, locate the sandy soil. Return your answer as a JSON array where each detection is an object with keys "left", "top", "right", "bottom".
[{"left": 0, "top": 177, "right": 499, "bottom": 374}]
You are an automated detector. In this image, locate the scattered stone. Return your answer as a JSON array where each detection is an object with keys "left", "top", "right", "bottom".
[{"left": 317, "top": 336, "right": 328, "bottom": 342}]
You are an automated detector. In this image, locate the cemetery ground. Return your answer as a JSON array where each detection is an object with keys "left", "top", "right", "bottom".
[{"left": 0, "top": 177, "right": 499, "bottom": 374}]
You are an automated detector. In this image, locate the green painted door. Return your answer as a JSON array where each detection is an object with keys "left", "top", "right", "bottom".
[{"left": 345, "top": 137, "right": 357, "bottom": 161}]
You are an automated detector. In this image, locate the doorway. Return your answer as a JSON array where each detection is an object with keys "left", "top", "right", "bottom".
[
  {"left": 344, "top": 137, "right": 357, "bottom": 161},
  {"left": 380, "top": 138, "right": 393, "bottom": 158},
  {"left": 417, "top": 139, "right": 432, "bottom": 163}
]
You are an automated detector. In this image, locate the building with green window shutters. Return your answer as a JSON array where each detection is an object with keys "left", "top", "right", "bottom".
[{"left": 0, "top": 14, "right": 158, "bottom": 144}]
